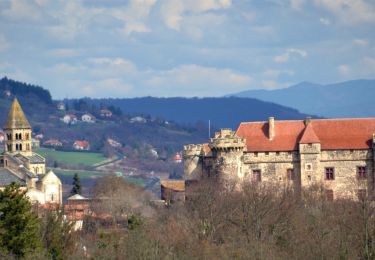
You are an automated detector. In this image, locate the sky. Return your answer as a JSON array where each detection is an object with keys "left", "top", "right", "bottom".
[{"left": 0, "top": 0, "right": 374, "bottom": 99}]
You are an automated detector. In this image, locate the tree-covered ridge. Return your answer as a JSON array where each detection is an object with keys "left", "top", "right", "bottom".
[{"left": 0, "top": 77, "right": 52, "bottom": 104}]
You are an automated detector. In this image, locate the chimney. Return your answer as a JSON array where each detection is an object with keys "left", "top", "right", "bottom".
[
  {"left": 268, "top": 117, "right": 275, "bottom": 140},
  {"left": 304, "top": 116, "right": 312, "bottom": 126}
]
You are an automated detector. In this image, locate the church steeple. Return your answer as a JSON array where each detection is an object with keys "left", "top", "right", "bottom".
[
  {"left": 3, "top": 98, "right": 33, "bottom": 156},
  {"left": 4, "top": 98, "right": 31, "bottom": 130}
]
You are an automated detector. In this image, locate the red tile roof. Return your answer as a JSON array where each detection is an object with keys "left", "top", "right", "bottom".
[
  {"left": 235, "top": 118, "right": 375, "bottom": 152},
  {"left": 299, "top": 123, "right": 320, "bottom": 144}
]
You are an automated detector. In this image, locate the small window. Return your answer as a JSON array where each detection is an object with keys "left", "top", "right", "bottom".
[
  {"left": 276, "top": 151, "right": 280, "bottom": 156},
  {"left": 254, "top": 152, "right": 258, "bottom": 157},
  {"left": 308, "top": 143, "right": 313, "bottom": 148},
  {"left": 325, "top": 189, "right": 334, "bottom": 201},
  {"left": 357, "top": 166, "right": 366, "bottom": 180},
  {"left": 357, "top": 189, "right": 367, "bottom": 201},
  {"left": 265, "top": 152, "right": 269, "bottom": 156},
  {"left": 288, "top": 151, "right": 292, "bottom": 155},
  {"left": 287, "top": 168, "right": 295, "bottom": 181},
  {"left": 26, "top": 133, "right": 29, "bottom": 140},
  {"left": 252, "top": 169, "right": 261, "bottom": 182},
  {"left": 325, "top": 167, "right": 335, "bottom": 180}
]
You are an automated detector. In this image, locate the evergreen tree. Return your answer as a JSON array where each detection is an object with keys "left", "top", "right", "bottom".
[
  {"left": 0, "top": 183, "right": 42, "bottom": 257},
  {"left": 71, "top": 173, "right": 82, "bottom": 195}
]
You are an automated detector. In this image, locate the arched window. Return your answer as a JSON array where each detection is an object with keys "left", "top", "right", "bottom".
[
  {"left": 26, "top": 144, "right": 30, "bottom": 151},
  {"left": 16, "top": 144, "right": 19, "bottom": 150},
  {"left": 15, "top": 133, "right": 19, "bottom": 140},
  {"left": 19, "top": 133, "right": 22, "bottom": 140},
  {"left": 7, "top": 144, "right": 11, "bottom": 151},
  {"left": 19, "top": 144, "right": 22, "bottom": 151},
  {"left": 26, "top": 133, "right": 29, "bottom": 140},
  {"left": 35, "top": 167, "right": 39, "bottom": 174}
]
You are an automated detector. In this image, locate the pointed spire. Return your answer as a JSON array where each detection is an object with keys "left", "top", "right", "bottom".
[
  {"left": 3, "top": 98, "right": 31, "bottom": 130},
  {"left": 299, "top": 122, "right": 320, "bottom": 144}
]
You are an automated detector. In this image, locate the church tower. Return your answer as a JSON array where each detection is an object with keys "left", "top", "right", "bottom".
[{"left": 3, "top": 98, "right": 33, "bottom": 157}]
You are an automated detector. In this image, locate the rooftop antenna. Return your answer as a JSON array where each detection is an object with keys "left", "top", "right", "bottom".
[{"left": 208, "top": 119, "right": 211, "bottom": 139}]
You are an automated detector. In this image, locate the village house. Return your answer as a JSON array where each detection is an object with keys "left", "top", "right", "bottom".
[
  {"left": 172, "top": 153, "right": 182, "bottom": 164},
  {"left": 73, "top": 140, "right": 90, "bottom": 151},
  {"left": 0, "top": 131, "right": 4, "bottom": 143},
  {"left": 130, "top": 116, "right": 147, "bottom": 123},
  {"left": 160, "top": 179, "right": 185, "bottom": 205},
  {"left": 61, "top": 114, "right": 78, "bottom": 125},
  {"left": 56, "top": 102, "right": 66, "bottom": 111},
  {"left": 100, "top": 109, "right": 112, "bottom": 118},
  {"left": 0, "top": 98, "right": 62, "bottom": 205},
  {"left": 107, "top": 138, "right": 122, "bottom": 148},
  {"left": 81, "top": 113, "right": 96, "bottom": 123},
  {"left": 184, "top": 117, "right": 375, "bottom": 201},
  {"left": 31, "top": 138, "right": 40, "bottom": 149},
  {"left": 34, "top": 133, "right": 44, "bottom": 140},
  {"left": 64, "top": 194, "right": 91, "bottom": 231},
  {"left": 43, "top": 139, "right": 63, "bottom": 147}
]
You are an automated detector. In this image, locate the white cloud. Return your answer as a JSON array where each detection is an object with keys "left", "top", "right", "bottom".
[
  {"left": 145, "top": 64, "right": 251, "bottom": 96},
  {"left": 0, "top": 35, "right": 10, "bottom": 52},
  {"left": 319, "top": 17, "right": 331, "bottom": 25},
  {"left": 337, "top": 64, "right": 350, "bottom": 76},
  {"left": 160, "top": 0, "right": 232, "bottom": 31},
  {"left": 353, "top": 39, "right": 369, "bottom": 47},
  {"left": 46, "top": 48, "right": 82, "bottom": 58},
  {"left": 314, "top": 0, "right": 375, "bottom": 25},
  {"left": 1, "top": 0, "right": 45, "bottom": 22},
  {"left": 274, "top": 48, "right": 307, "bottom": 63},
  {"left": 290, "top": 0, "right": 305, "bottom": 10},
  {"left": 263, "top": 69, "right": 295, "bottom": 78}
]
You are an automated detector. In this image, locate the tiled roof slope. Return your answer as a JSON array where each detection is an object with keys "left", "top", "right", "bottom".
[
  {"left": 235, "top": 118, "right": 375, "bottom": 152},
  {"left": 299, "top": 123, "right": 320, "bottom": 144},
  {"left": 0, "top": 168, "right": 26, "bottom": 186},
  {"left": 3, "top": 98, "right": 31, "bottom": 129},
  {"left": 160, "top": 179, "right": 185, "bottom": 192}
]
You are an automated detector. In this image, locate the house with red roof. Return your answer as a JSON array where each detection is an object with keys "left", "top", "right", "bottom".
[
  {"left": 184, "top": 117, "right": 375, "bottom": 201},
  {"left": 73, "top": 140, "right": 90, "bottom": 151}
]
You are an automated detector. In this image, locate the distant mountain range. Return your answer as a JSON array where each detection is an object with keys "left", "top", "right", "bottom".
[
  {"left": 230, "top": 79, "right": 375, "bottom": 118},
  {"left": 78, "top": 97, "right": 312, "bottom": 129}
]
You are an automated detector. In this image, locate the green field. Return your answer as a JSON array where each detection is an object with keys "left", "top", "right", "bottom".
[
  {"left": 54, "top": 169, "right": 145, "bottom": 186},
  {"left": 36, "top": 148, "right": 107, "bottom": 166}
]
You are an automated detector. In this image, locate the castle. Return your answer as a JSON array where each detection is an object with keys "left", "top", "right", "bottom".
[
  {"left": 183, "top": 117, "right": 375, "bottom": 200},
  {"left": 0, "top": 98, "right": 62, "bottom": 205}
]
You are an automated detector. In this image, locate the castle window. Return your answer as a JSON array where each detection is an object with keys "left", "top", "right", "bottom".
[
  {"left": 16, "top": 144, "right": 19, "bottom": 151},
  {"left": 287, "top": 168, "right": 295, "bottom": 181},
  {"left": 7, "top": 144, "right": 11, "bottom": 152},
  {"left": 26, "top": 144, "right": 30, "bottom": 151},
  {"left": 325, "top": 167, "right": 335, "bottom": 180},
  {"left": 265, "top": 152, "right": 269, "bottom": 156},
  {"left": 357, "top": 166, "right": 366, "bottom": 180},
  {"left": 254, "top": 152, "right": 258, "bottom": 157},
  {"left": 252, "top": 169, "right": 261, "bottom": 182},
  {"left": 26, "top": 133, "right": 29, "bottom": 140},
  {"left": 357, "top": 189, "right": 367, "bottom": 201},
  {"left": 288, "top": 151, "right": 292, "bottom": 155},
  {"left": 276, "top": 151, "right": 280, "bottom": 156},
  {"left": 308, "top": 143, "right": 313, "bottom": 148},
  {"left": 7, "top": 134, "right": 11, "bottom": 140},
  {"left": 325, "top": 189, "right": 334, "bottom": 201},
  {"left": 19, "top": 133, "right": 22, "bottom": 140}
]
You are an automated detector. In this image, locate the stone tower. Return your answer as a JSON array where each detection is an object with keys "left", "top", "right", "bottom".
[
  {"left": 209, "top": 129, "right": 246, "bottom": 182},
  {"left": 3, "top": 98, "right": 33, "bottom": 157},
  {"left": 299, "top": 118, "right": 321, "bottom": 188},
  {"left": 183, "top": 144, "right": 204, "bottom": 180}
]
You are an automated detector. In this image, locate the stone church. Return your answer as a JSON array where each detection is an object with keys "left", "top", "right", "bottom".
[
  {"left": 0, "top": 98, "right": 62, "bottom": 205},
  {"left": 184, "top": 117, "right": 375, "bottom": 200}
]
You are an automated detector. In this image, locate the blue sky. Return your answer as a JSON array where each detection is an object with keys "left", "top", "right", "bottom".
[{"left": 0, "top": 0, "right": 374, "bottom": 98}]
